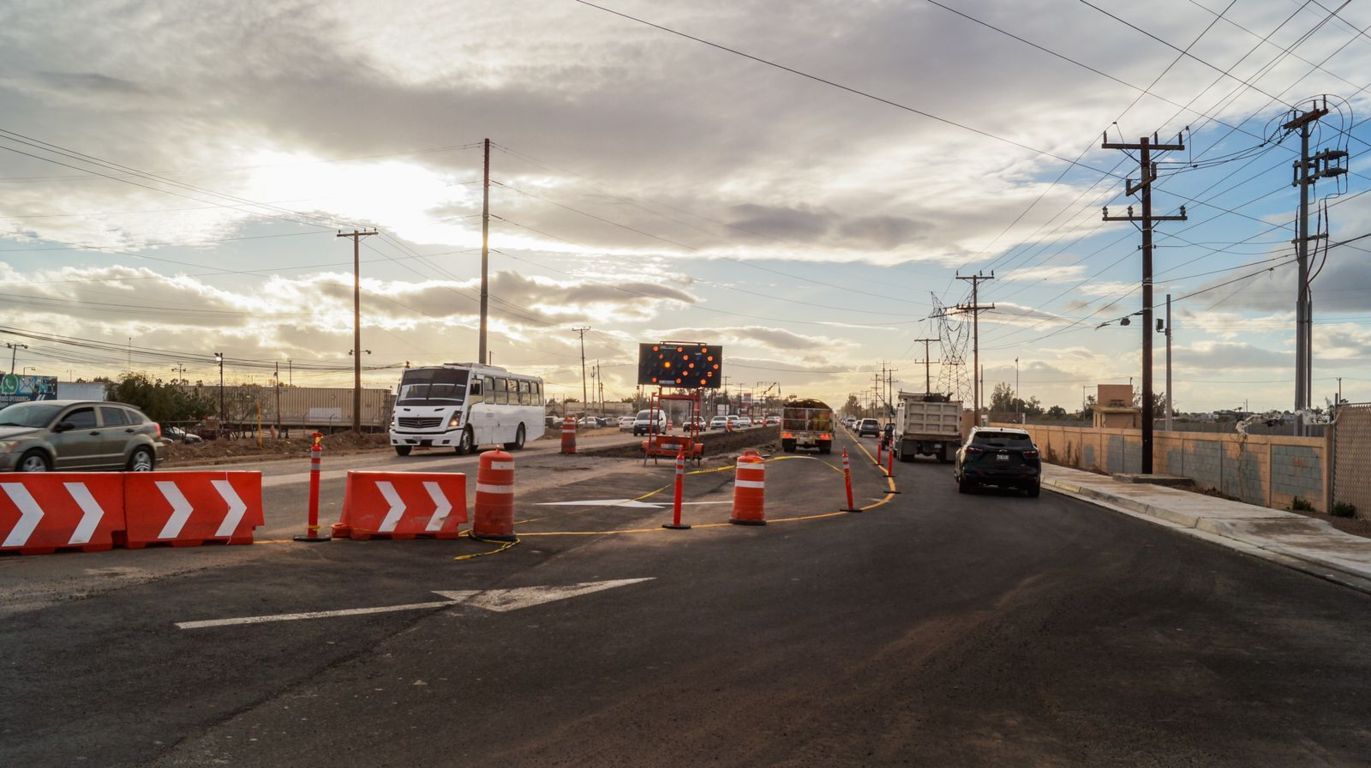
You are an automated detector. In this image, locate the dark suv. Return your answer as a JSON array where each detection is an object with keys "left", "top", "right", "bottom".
[{"left": 954, "top": 427, "right": 1041, "bottom": 496}]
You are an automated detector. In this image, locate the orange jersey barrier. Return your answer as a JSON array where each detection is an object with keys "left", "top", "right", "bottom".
[
  {"left": 334, "top": 471, "right": 468, "bottom": 540},
  {"left": 123, "top": 472, "right": 264, "bottom": 548},
  {"left": 0, "top": 473, "right": 124, "bottom": 555}
]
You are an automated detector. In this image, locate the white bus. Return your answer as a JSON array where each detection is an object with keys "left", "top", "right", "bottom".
[{"left": 389, "top": 363, "right": 546, "bottom": 456}]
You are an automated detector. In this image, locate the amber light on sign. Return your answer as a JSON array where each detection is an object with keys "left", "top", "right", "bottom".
[{"left": 637, "top": 342, "right": 724, "bottom": 388}]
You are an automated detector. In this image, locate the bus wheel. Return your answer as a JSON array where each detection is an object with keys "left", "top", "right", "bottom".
[
  {"left": 504, "top": 424, "right": 526, "bottom": 451},
  {"left": 457, "top": 427, "right": 475, "bottom": 455},
  {"left": 394, "top": 445, "right": 412, "bottom": 456}
]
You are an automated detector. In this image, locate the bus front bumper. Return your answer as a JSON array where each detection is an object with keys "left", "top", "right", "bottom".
[{"left": 390, "top": 427, "right": 462, "bottom": 448}]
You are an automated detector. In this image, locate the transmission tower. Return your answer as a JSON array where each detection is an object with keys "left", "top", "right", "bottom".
[{"left": 930, "top": 293, "right": 969, "bottom": 402}]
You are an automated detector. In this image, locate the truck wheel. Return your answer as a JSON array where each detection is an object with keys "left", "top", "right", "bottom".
[
  {"left": 898, "top": 447, "right": 913, "bottom": 463},
  {"left": 938, "top": 454, "right": 951, "bottom": 464},
  {"left": 818, "top": 442, "right": 831, "bottom": 455},
  {"left": 781, "top": 439, "right": 796, "bottom": 453}
]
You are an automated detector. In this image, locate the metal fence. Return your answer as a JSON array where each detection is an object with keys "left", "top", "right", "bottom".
[{"left": 1331, "top": 403, "right": 1371, "bottom": 519}]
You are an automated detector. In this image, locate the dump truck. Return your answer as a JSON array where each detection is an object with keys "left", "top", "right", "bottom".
[
  {"left": 780, "top": 399, "right": 833, "bottom": 454},
  {"left": 894, "top": 391, "right": 962, "bottom": 463}
]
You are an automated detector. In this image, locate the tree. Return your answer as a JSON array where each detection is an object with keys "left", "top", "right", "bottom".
[
  {"left": 1079, "top": 394, "right": 1096, "bottom": 421},
  {"left": 1046, "top": 405, "right": 1068, "bottom": 419},
  {"left": 990, "top": 382, "right": 1043, "bottom": 417},
  {"left": 1132, "top": 390, "right": 1173, "bottom": 417},
  {"left": 106, "top": 373, "right": 215, "bottom": 425},
  {"left": 842, "top": 394, "right": 862, "bottom": 417}
]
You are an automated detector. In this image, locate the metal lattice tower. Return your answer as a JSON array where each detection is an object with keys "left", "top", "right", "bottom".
[{"left": 930, "top": 293, "right": 970, "bottom": 402}]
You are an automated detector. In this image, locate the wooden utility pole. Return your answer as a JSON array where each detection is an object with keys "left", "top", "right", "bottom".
[
  {"left": 1103, "top": 131, "right": 1186, "bottom": 474},
  {"left": 338, "top": 228, "right": 378, "bottom": 432},
  {"left": 914, "top": 337, "right": 937, "bottom": 395},
  {"left": 573, "top": 327, "right": 591, "bottom": 409},
  {"left": 954, "top": 272, "right": 995, "bottom": 417},
  {"left": 479, "top": 138, "right": 492, "bottom": 366}
]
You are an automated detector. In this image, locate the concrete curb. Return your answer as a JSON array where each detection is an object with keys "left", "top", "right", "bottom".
[{"left": 1042, "top": 474, "right": 1371, "bottom": 596}]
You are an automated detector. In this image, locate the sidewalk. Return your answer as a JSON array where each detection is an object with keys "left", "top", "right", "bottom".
[{"left": 1042, "top": 464, "right": 1371, "bottom": 595}]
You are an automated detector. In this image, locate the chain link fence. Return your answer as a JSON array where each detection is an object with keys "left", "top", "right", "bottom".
[{"left": 1332, "top": 403, "right": 1371, "bottom": 519}]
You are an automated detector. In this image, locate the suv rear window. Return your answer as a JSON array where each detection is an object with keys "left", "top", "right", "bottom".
[{"left": 972, "top": 431, "right": 1035, "bottom": 449}]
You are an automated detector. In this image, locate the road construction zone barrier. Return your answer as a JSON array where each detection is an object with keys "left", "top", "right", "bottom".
[
  {"left": 841, "top": 449, "right": 858, "bottom": 513},
  {"left": 663, "top": 447, "right": 690, "bottom": 530},
  {"left": 560, "top": 416, "right": 577, "bottom": 454},
  {"left": 332, "top": 471, "right": 468, "bottom": 540},
  {"left": 123, "top": 472, "right": 264, "bottom": 548},
  {"left": 1, "top": 473, "right": 124, "bottom": 555},
  {"left": 295, "top": 432, "right": 330, "bottom": 542},
  {"left": 730, "top": 449, "right": 766, "bottom": 526},
  {"left": 472, "top": 450, "right": 516, "bottom": 541}
]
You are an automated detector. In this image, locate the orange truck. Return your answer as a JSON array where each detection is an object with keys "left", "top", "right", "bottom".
[{"left": 780, "top": 399, "right": 833, "bottom": 455}]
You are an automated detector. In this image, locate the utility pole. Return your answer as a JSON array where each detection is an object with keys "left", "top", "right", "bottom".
[
  {"left": 1103, "top": 131, "right": 1186, "bottom": 475},
  {"left": 274, "top": 361, "right": 282, "bottom": 437},
  {"left": 6, "top": 342, "right": 28, "bottom": 375},
  {"left": 951, "top": 272, "right": 995, "bottom": 417},
  {"left": 914, "top": 337, "right": 936, "bottom": 395},
  {"left": 1162, "top": 294, "right": 1173, "bottom": 432},
  {"left": 338, "top": 228, "right": 378, "bottom": 433},
  {"left": 885, "top": 366, "right": 897, "bottom": 416},
  {"left": 1015, "top": 356, "right": 1020, "bottom": 422},
  {"left": 572, "top": 327, "right": 590, "bottom": 410},
  {"left": 1283, "top": 100, "right": 1344, "bottom": 430},
  {"left": 287, "top": 358, "right": 292, "bottom": 387},
  {"left": 479, "top": 137, "right": 492, "bottom": 367}
]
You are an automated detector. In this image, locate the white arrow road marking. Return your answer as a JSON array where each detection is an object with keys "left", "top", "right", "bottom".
[
  {"left": 423, "top": 481, "right": 451, "bottom": 532},
  {"left": 156, "top": 481, "right": 194, "bottom": 539},
  {"left": 1, "top": 483, "right": 44, "bottom": 547},
  {"left": 211, "top": 480, "right": 247, "bottom": 538},
  {"left": 175, "top": 579, "right": 655, "bottom": 630},
  {"left": 376, "top": 481, "right": 406, "bottom": 532},
  {"left": 533, "top": 499, "right": 729, "bottom": 509},
  {"left": 441, "top": 577, "right": 656, "bottom": 613},
  {"left": 175, "top": 591, "right": 481, "bottom": 630},
  {"left": 64, "top": 482, "right": 104, "bottom": 545}
]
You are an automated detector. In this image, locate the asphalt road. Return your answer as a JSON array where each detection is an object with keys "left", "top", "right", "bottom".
[{"left": 3, "top": 429, "right": 1371, "bottom": 766}]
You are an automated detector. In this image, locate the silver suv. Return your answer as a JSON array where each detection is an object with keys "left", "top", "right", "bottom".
[{"left": 0, "top": 400, "right": 165, "bottom": 472}]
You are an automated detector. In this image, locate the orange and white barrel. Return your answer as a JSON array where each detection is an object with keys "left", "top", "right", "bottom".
[
  {"left": 560, "top": 416, "right": 577, "bottom": 454},
  {"left": 472, "top": 450, "right": 516, "bottom": 540},
  {"left": 729, "top": 449, "right": 766, "bottom": 526}
]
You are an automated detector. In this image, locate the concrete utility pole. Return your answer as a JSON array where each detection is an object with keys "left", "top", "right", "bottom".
[
  {"left": 274, "top": 361, "right": 282, "bottom": 437},
  {"left": 572, "top": 327, "right": 590, "bottom": 409},
  {"left": 953, "top": 272, "right": 994, "bottom": 417},
  {"left": 1103, "top": 132, "right": 1187, "bottom": 475},
  {"left": 914, "top": 337, "right": 936, "bottom": 395},
  {"left": 1162, "top": 294, "right": 1173, "bottom": 432},
  {"left": 6, "top": 342, "right": 28, "bottom": 375},
  {"left": 1283, "top": 100, "right": 1345, "bottom": 429},
  {"left": 479, "top": 137, "right": 492, "bottom": 367},
  {"left": 214, "top": 352, "right": 225, "bottom": 429},
  {"left": 338, "top": 228, "right": 378, "bottom": 433}
]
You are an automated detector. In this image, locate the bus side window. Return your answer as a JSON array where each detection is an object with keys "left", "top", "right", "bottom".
[
  {"left": 469, "top": 378, "right": 483, "bottom": 404},
  {"left": 504, "top": 378, "right": 516, "bottom": 405},
  {"left": 518, "top": 381, "right": 531, "bottom": 406},
  {"left": 532, "top": 381, "right": 543, "bottom": 406},
  {"left": 483, "top": 376, "right": 495, "bottom": 404},
  {"left": 494, "top": 378, "right": 509, "bottom": 405}
]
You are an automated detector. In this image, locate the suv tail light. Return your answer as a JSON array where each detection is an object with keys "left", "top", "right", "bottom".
[
  {"left": 964, "top": 446, "right": 984, "bottom": 455},
  {"left": 1023, "top": 449, "right": 1039, "bottom": 459},
  {"left": 155, "top": 423, "right": 162, "bottom": 438}
]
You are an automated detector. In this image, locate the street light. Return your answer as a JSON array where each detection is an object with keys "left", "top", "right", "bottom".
[{"left": 214, "top": 352, "right": 225, "bottom": 431}]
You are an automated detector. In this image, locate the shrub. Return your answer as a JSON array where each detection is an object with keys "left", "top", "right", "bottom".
[
  {"left": 1290, "top": 496, "right": 1315, "bottom": 512},
  {"left": 1331, "top": 501, "right": 1357, "bottom": 518}
]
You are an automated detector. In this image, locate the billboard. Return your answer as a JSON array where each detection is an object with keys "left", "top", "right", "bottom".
[
  {"left": 637, "top": 343, "right": 723, "bottom": 389},
  {"left": 0, "top": 374, "right": 58, "bottom": 407}
]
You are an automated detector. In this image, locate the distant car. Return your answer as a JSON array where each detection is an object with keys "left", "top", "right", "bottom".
[
  {"left": 0, "top": 400, "right": 165, "bottom": 472},
  {"left": 685, "top": 416, "right": 706, "bottom": 431},
  {"left": 735, "top": 416, "right": 753, "bottom": 428},
  {"left": 726, "top": 415, "right": 739, "bottom": 429},
  {"left": 633, "top": 409, "right": 668, "bottom": 436},
  {"left": 617, "top": 415, "right": 635, "bottom": 431},
  {"left": 857, "top": 418, "right": 880, "bottom": 437},
  {"left": 763, "top": 415, "right": 780, "bottom": 427},
  {"left": 954, "top": 427, "right": 1042, "bottom": 497},
  {"left": 708, "top": 416, "right": 729, "bottom": 430},
  {"left": 162, "top": 425, "right": 203, "bottom": 445}
]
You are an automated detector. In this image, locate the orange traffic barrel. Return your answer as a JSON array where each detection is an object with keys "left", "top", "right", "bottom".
[
  {"left": 729, "top": 449, "right": 766, "bottom": 526},
  {"left": 472, "top": 449, "right": 516, "bottom": 541},
  {"left": 560, "top": 415, "right": 577, "bottom": 454}
]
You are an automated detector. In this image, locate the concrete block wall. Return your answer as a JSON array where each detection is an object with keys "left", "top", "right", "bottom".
[{"left": 998, "top": 423, "right": 1329, "bottom": 514}]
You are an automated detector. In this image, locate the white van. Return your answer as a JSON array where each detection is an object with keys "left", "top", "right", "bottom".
[{"left": 632, "top": 409, "right": 668, "bottom": 436}]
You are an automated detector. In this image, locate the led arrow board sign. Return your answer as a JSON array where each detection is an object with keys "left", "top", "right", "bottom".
[{"left": 637, "top": 343, "right": 723, "bottom": 388}]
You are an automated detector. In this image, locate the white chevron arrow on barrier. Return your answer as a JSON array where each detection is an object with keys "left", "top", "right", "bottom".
[
  {"left": 63, "top": 482, "right": 104, "bottom": 546},
  {"left": 422, "top": 481, "right": 451, "bottom": 532},
  {"left": 376, "top": 481, "right": 406, "bottom": 533},
  {"left": 156, "top": 481, "right": 194, "bottom": 539},
  {"left": 1, "top": 482, "right": 44, "bottom": 547},
  {"left": 212, "top": 480, "right": 247, "bottom": 537}
]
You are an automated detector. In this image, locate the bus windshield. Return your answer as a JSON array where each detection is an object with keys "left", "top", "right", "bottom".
[{"left": 397, "top": 368, "right": 469, "bottom": 406}]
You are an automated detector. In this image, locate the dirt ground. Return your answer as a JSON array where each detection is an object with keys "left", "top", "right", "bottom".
[{"left": 161, "top": 431, "right": 391, "bottom": 467}]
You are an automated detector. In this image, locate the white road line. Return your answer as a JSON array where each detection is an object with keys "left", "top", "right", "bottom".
[{"left": 175, "top": 593, "right": 479, "bottom": 630}]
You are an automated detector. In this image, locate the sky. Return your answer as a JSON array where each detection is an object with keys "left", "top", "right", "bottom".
[{"left": 2, "top": 0, "right": 1370, "bottom": 413}]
